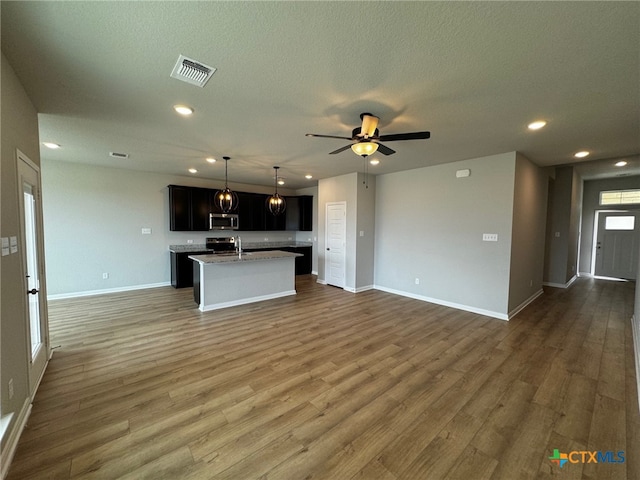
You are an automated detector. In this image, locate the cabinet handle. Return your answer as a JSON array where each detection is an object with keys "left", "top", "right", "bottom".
[{"left": 27, "top": 288, "right": 39, "bottom": 295}]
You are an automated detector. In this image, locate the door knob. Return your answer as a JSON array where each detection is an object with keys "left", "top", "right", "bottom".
[
  {"left": 326, "top": 248, "right": 330, "bottom": 251},
  {"left": 27, "top": 288, "right": 39, "bottom": 295}
]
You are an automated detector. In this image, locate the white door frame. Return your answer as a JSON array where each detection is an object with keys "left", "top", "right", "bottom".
[
  {"left": 592, "top": 209, "right": 639, "bottom": 279},
  {"left": 17, "top": 149, "right": 49, "bottom": 396},
  {"left": 325, "top": 201, "right": 346, "bottom": 288}
]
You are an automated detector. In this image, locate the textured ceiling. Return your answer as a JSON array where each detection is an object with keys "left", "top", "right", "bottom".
[{"left": 2, "top": 1, "right": 639, "bottom": 189}]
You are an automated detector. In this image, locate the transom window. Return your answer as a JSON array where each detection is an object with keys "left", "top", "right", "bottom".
[{"left": 599, "top": 189, "right": 640, "bottom": 206}]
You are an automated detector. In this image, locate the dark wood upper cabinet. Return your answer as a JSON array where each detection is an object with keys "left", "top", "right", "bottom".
[
  {"left": 169, "top": 185, "right": 211, "bottom": 231},
  {"left": 285, "top": 195, "right": 313, "bottom": 231},
  {"left": 169, "top": 185, "right": 312, "bottom": 232},
  {"left": 169, "top": 185, "right": 192, "bottom": 231},
  {"left": 237, "top": 192, "right": 265, "bottom": 231},
  {"left": 191, "top": 187, "right": 212, "bottom": 231}
]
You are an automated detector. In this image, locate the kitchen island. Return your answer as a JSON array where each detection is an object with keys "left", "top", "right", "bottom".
[{"left": 189, "top": 250, "right": 302, "bottom": 312}]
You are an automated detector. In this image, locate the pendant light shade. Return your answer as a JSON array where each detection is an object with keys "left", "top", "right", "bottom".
[
  {"left": 351, "top": 141, "right": 378, "bottom": 157},
  {"left": 214, "top": 157, "right": 239, "bottom": 213},
  {"left": 266, "top": 166, "right": 286, "bottom": 216}
]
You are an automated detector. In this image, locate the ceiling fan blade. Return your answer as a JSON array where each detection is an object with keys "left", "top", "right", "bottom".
[
  {"left": 378, "top": 131, "right": 431, "bottom": 142},
  {"left": 305, "top": 133, "right": 353, "bottom": 140},
  {"left": 360, "top": 113, "right": 379, "bottom": 138},
  {"left": 328, "top": 144, "right": 353, "bottom": 155},
  {"left": 376, "top": 143, "right": 396, "bottom": 155}
]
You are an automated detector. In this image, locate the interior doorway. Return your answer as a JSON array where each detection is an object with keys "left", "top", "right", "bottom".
[
  {"left": 592, "top": 210, "right": 639, "bottom": 280},
  {"left": 17, "top": 150, "right": 49, "bottom": 395}
]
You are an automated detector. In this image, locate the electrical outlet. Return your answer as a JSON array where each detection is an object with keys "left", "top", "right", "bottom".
[
  {"left": 102, "top": 273, "right": 109, "bottom": 279},
  {"left": 8, "top": 378, "right": 14, "bottom": 399},
  {"left": 415, "top": 278, "right": 420, "bottom": 285},
  {"left": 187, "top": 239, "right": 193, "bottom": 244}
]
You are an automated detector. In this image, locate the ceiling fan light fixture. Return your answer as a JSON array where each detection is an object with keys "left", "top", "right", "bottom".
[
  {"left": 351, "top": 141, "right": 378, "bottom": 157},
  {"left": 266, "top": 166, "right": 286, "bottom": 216}
]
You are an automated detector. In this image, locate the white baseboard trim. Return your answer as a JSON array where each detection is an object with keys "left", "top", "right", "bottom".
[
  {"left": 508, "top": 289, "right": 544, "bottom": 319},
  {"left": 348, "top": 285, "right": 374, "bottom": 293},
  {"left": 373, "top": 285, "right": 508, "bottom": 321},
  {"left": 199, "top": 290, "right": 296, "bottom": 312},
  {"left": 316, "top": 278, "right": 327, "bottom": 285},
  {"left": 1, "top": 399, "right": 32, "bottom": 480},
  {"left": 47, "top": 281, "right": 171, "bottom": 300},
  {"left": 543, "top": 275, "right": 577, "bottom": 289},
  {"left": 311, "top": 270, "right": 318, "bottom": 276},
  {"left": 632, "top": 314, "right": 640, "bottom": 414}
]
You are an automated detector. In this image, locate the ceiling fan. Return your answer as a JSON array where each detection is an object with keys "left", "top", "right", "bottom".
[{"left": 305, "top": 113, "right": 430, "bottom": 156}]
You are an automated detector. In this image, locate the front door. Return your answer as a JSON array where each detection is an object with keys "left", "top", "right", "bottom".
[
  {"left": 325, "top": 202, "right": 346, "bottom": 288},
  {"left": 18, "top": 151, "right": 49, "bottom": 395},
  {"left": 594, "top": 210, "right": 639, "bottom": 280}
]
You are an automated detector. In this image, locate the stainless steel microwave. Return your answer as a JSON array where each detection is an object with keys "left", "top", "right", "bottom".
[{"left": 210, "top": 213, "right": 239, "bottom": 230}]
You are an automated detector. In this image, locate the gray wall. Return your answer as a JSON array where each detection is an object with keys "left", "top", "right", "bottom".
[
  {"left": 374, "top": 152, "right": 517, "bottom": 317},
  {"left": 355, "top": 173, "right": 376, "bottom": 291},
  {"left": 543, "top": 166, "right": 582, "bottom": 286},
  {"left": 579, "top": 175, "right": 640, "bottom": 275},
  {"left": 317, "top": 173, "right": 358, "bottom": 289},
  {"left": 41, "top": 160, "right": 312, "bottom": 296},
  {"left": 508, "top": 153, "right": 548, "bottom": 312},
  {"left": 1, "top": 52, "right": 43, "bottom": 455}
]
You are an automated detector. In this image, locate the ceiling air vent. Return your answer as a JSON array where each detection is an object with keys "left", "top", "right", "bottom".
[
  {"left": 170, "top": 55, "right": 216, "bottom": 88},
  {"left": 109, "top": 152, "right": 129, "bottom": 159}
]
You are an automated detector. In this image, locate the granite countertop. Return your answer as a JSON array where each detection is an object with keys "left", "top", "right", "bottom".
[
  {"left": 169, "top": 241, "right": 312, "bottom": 253},
  {"left": 189, "top": 250, "right": 302, "bottom": 264}
]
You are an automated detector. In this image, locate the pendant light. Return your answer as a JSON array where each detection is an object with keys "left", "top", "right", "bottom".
[
  {"left": 266, "top": 166, "right": 286, "bottom": 216},
  {"left": 214, "top": 156, "right": 239, "bottom": 213}
]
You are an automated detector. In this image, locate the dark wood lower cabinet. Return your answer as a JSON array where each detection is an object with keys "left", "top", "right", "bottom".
[{"left": 171, "top": 251, "right": 207, "bottom": 288}]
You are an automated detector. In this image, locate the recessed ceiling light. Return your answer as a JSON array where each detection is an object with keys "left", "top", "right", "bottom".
[
  {"left": 277, "top": 179, "right": 285, "bottom": 186},
  {"left": 369, "top": 159, "right": 380, "bottom": 165},
  {"left": 305, "top": 174, "right": 313, "bottom": 180},
  {"left": 206, "top": 157, "right": 216, "bottom": 163},
  {"left": 615, "top": 161, "right": 627, "bottom": 167},
  {"left": 43, "top": 142, "right": 61, "bottom": 149},
  {"left": 174, "top": 104, "right": 194, "bottom": 116},
  {"left": 188, "top": 168, "right": 198, "bottom": 174},
  {"left": 574, "top": 151, "right": 590, "bottom": 158},
  {"left": 527, "top": 121, "right": 546, "bottom": 130}
]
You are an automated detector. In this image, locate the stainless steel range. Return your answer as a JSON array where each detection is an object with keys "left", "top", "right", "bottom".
[{"left": 206, "top": 237, "right": 236, "bottom": 253}]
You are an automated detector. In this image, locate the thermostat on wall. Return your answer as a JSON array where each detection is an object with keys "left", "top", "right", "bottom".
[{"left": 456, "top": 169, "right": 471, "bottom": 178}]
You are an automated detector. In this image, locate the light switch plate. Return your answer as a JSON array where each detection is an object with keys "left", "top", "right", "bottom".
[{"left": 483, "top": 233, "right": 498, "bottom": 242}]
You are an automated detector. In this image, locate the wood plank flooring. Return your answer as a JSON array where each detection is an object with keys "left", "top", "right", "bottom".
[{"left": 6, "top": 276, "right": 639, "bottom": 479}]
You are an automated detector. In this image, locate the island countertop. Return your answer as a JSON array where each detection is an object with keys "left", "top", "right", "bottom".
[
  {"left": 170, "top": 241, "right": 312, "bottom": 254},
  {"left": 189, "top": 250, "right": 301, "bottom": 264}
]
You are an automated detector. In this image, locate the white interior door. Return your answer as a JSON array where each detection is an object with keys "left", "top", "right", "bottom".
[
  {"left": 325, "top": 202, "right": 346, "bottom": 288},
  {"left": 18, "top": 151, "right": 49, "bottom": 395},
  {"left": 594, "top": 210, "right": 639, "bottom": 280}
]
